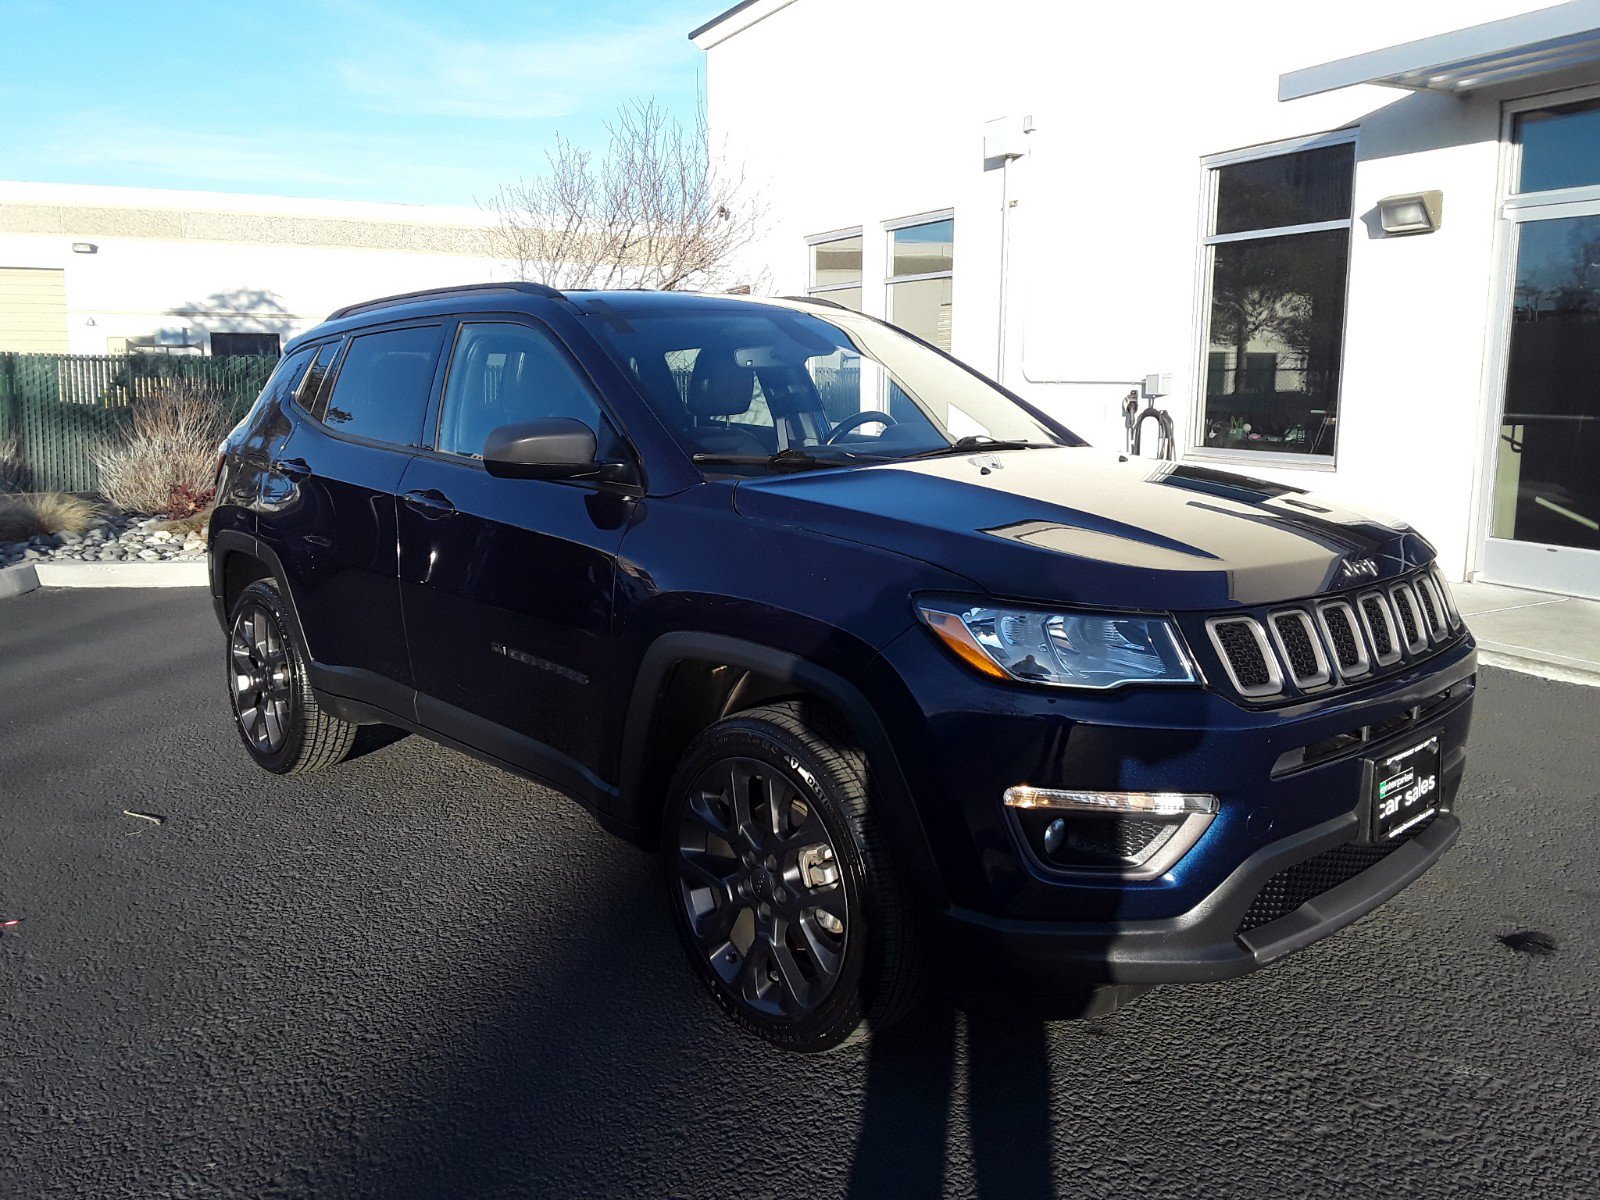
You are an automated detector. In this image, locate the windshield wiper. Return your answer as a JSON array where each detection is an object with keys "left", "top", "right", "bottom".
[
  {"left": 905, "top": 435, "right": 1055, "bottom": 460},
  {"left": 691, "top": 447, "right": 893, "bottom": 472}
]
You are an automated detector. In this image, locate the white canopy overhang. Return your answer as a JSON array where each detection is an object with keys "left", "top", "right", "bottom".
[{"left": 1280, "top": 1, "right": 1600, "bottom": 101}]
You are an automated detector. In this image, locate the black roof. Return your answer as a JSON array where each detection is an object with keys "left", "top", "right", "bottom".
[
  {"left": 295, "top": 285, "right": 831, "bottom": 353},
  {"left": 326, "top": 282, "right": 563, "bottom": 320}
]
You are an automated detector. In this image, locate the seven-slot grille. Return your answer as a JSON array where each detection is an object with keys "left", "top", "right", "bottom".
[{"left": 1204, "top": 568, "right": 1462, "bottom": 701}]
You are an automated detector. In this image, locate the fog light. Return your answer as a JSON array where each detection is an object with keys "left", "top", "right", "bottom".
[
  {"left": 1042, "top": 818, "right": 1067, "bottom": 854},
  {"left": 1003, "top": 787, "right": 1217, "bottom": 815},
  {"left": 1006, "top": 788, "right": 1218, "bottom": 879}
]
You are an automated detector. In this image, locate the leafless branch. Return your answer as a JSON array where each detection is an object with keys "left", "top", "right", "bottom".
[{"left": 487, "top": 97, "right": 768, "bottom": 293}]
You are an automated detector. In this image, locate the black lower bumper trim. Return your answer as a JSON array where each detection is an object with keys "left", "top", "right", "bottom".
[{"left": 939, "top": 812, "right": 1460, "bottom": 987}]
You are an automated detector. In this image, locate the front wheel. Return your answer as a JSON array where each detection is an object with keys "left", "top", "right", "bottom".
[
  {"left": 226, "top": 578, "right": 356, "bottom": 775},
  {"left": 662, "top": 702, "right": 922, "bottom": 1052}
]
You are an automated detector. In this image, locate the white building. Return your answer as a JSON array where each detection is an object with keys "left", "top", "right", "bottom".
[
  {"left": 0, "top": 182, "right": 512, "bottom": 358},
  {"left": 694, "top": 0, "right": 1600, "bottom": 600}
]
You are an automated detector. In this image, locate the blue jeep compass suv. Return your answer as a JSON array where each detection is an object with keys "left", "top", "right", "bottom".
[{"left": 209, "top": 283, "right": 1476, "bottom": 1051}]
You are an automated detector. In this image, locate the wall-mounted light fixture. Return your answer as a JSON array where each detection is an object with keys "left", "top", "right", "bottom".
[
  {"left": 1377, "top": 191, "right": 1443, "bottom": 236},
  {"left": 71, "top": 242, "right": 98, "bottom": 254}
]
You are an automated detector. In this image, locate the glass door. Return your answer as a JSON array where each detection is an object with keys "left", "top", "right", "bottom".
[{"left": 1485, "top": 97, "right": 1600, "bottom": 600}]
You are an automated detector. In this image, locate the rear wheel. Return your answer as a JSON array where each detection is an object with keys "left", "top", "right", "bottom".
[
  {"left": 662, "top": 701, "right": 922, "bottom": 1052},
  {"left": 226, "top": 579, "right": 356, "bottom": 775}
]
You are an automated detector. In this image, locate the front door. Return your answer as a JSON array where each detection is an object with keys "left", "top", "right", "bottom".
[
  {"left": 396, "top": 318, "right": 631, "bottom": 799},
  {"left": 1484, "top": 95, "right": 1600, "bottom": 600}
]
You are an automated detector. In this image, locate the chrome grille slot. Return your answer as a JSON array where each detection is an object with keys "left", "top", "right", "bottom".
[
  {"left": 1390, "top": 583, "right": 1429, "bottom": 654},
  {"left": 1316, "top": 600, "right": 1370, "bottom": 679},
  {"left": 1357, "top": 591, "right": 1402, "bottom": 666},
  {"left": 1203, "top": 569, "right": 1458, "bottom": 702},
  {"left": 1205, "top": 617, "right": 1283, "bottom": 698},
  {"left": 1268, "top": 609, "right": 1331, "bottom": 688},
  {"left": 1414, "top": 575, "right": 1447, "bottom": 640},
  {"left": 1431, "top": 567, "right": 1462, "bottom": 629}
]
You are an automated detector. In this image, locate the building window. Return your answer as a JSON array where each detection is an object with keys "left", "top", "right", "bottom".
[
  {"left": 1198, "top": 140, "right": 1353, "bottom": 458},
  {"left": 807, "top": 231, "right": 863, "bottom": 311},
  {"left": 886, "top": 214, "right": 953, "bottom": 352},
  {"left": 211, "top": 331, "right": 282, "bottom": 358}
]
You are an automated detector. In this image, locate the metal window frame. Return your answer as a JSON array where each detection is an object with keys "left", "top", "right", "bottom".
[
  {"left": 805, "top": 226, "right": 864, "bottom": 297},
  {"left": 1467, "top": 81, "right": 1600, "bottom": 589},
  {"left": 1187, "top": 129, "right": 1358, "bottom": 470},
  {"left": 884, "top": 208, "right": 955, "bottom": 286}
]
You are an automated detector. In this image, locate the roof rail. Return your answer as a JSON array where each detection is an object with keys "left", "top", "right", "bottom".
[{"left": 327, "top": 281, "right": 565, "bottom": 321}]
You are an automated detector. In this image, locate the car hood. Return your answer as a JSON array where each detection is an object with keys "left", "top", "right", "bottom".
[{"left": 732, "top": 448, "right": 1436, "bottom": 611}]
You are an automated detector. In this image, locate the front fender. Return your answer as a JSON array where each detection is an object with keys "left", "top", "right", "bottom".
[{"left": 617, "top": 630, "right": 946, "bottom": 908}]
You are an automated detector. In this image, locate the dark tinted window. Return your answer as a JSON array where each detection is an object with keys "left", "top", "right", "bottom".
[
  {"left": 321, "top": 325, "right": 442, "bottom": 446},
  {"left": 298, "top": 341, "right": 342, "bottom": 417},
  {"left": 1215, "top": 143, "right": 1354, "bottom": 235},
  {"left": 436, "top": 322, "right": 612, "bottom": 458},
  {"left": 266, "top": 345, "right": 315, "bottom": 407},
  {"left": 211, "top": 331, "right": 281, "bottom": 358},
  {"left": 1516, "top": 97, "right": 1600, "bottom": 193}
]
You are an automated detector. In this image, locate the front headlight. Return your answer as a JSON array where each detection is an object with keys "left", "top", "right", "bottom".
[{"left": 917, "top": 600, "right": 1197, "bottom": 690}]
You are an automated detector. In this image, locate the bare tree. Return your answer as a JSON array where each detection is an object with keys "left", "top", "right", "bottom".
[{"left": 487, "top": 98, "right": 766, "bottom": 292}]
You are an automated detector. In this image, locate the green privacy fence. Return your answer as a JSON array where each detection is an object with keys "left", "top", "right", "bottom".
[{"left": 0, "top": 352, "right": 276, "bottom": 494}]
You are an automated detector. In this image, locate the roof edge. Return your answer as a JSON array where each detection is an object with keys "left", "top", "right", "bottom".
[{"left": 689, "top": 0, "right": 799, "bottom": 48}]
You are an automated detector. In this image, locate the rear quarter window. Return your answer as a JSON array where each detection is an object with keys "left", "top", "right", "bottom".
[{"left": 320, "top": 325, "right": 443, "bottom": 446}]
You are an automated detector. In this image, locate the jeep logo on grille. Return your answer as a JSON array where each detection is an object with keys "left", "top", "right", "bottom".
[{"left": 1337, "top": 556, "right": 1379, "bottom": 583}]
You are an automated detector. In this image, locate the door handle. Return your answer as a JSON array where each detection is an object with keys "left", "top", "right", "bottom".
[
  {"left": 402, "top": 489, "right": 457, "bottom": 519},
  {"left": 271, "top": 456, "right": 312, "bottom": 480}
]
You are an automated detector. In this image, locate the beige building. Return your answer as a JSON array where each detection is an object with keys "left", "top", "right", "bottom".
[{"left": 0, "top": 181, "right": 513, "bottom": 357}]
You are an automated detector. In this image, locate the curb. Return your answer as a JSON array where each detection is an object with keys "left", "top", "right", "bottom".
[
  {"left": 1478, "top": 646, "right": 1600, "bottom": 689},
  {"left": 0, "top": 560, "right": 208, "bottom": 596}
]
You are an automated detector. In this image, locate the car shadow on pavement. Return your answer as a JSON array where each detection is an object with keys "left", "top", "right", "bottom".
[
  {"left": 332, "top": 817, "right": 1069, "bottom": 1200},
  {"left": 848, "top": 1004, "right": 1055, "bottom": 1200}
]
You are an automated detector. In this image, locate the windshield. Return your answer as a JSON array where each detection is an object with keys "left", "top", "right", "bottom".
[{"left": 586, "top": 298, "right": 1078, "bottom": 471}]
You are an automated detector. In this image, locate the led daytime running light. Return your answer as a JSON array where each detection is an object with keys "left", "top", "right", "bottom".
[{"left": 1003, "top": 787, "right": 1218, "bottom": 817}]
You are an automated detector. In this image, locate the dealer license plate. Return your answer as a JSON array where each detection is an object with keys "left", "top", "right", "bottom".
[{"left": 1369, "top": 734, "right": 1441, "bottom": 843}]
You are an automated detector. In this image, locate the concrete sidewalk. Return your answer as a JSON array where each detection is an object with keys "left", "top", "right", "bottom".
[{"left": 1456, "top": 580, "right": 1600, "bottom": 686}]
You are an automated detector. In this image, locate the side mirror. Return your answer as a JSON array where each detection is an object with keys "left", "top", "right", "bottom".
[{"left": 483, "top": 418, "right": 600, "bottom": 480}]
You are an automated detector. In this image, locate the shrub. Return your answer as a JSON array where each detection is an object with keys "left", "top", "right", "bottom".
[
  {"left": 94, "top": 380, "right": 230, "bottom": 516},
  {"left": 0, "top": 433, "right": 23, "bottom": 493},
  {"left": 163, "top": 482, "right": 215, "bottom": 521},
  {"left": 0, "top": 492, "right": 101, "bottom": 543}
]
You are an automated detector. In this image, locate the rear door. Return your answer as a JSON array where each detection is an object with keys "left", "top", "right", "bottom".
[
  {"left": 258, "top": 321, "right": 445, "bottom": 710},
  {"left": 396, "top": 317, "right": 630, "bottom": 793}
]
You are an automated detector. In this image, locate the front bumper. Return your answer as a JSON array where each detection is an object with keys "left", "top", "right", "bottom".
[
  {"left": 940, "top": 809, "right": 1459, "bottom": 986},
  {"left": 859, "top": 620, "right": 1476, "bottom": 987}
]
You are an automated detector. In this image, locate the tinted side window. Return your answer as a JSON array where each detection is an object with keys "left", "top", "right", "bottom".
[
  {"left": 265, "top": 345, "right": 315, "bottom": 408},
  {"left": 321, "top": 325, "right": 443, "bottom": 446},
  {"left": 436, "top": 322, "right": 612, "bottom": 458},
  {"left": 298, "top": 340, "right": 342, "bottom": 418}
]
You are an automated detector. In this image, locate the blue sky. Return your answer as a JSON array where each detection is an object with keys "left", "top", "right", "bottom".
[{"left": 0, "top": 0, "right": 716, "bottom": 206}]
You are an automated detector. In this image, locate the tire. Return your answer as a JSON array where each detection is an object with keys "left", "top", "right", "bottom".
[
  {"left": 661, "top": 701, "right": 923, "bottom": 1052},
  {"left": 225, "top": 578, "right": 357, "bottom": 775}
]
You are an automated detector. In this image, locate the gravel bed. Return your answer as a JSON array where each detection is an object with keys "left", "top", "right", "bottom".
[{"left": 0, "top": 514, "right": 206, "bottom": 569}]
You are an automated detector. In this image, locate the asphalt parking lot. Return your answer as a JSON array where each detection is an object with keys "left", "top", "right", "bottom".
[{"left": 2, "top": 587, "right": 1597, "bottom": 1200}]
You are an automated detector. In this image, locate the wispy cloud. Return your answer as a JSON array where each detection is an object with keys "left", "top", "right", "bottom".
[
  {"left": 335, "top": 8, "right": 697, "bottom": 121},
  {"left": 29, "top": 112, "right": 499, "bottom": 199}
]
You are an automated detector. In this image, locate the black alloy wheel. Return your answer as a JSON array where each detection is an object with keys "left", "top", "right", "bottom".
[
  {"left": 663, "top": 702, "right": 922, "bottom": 1052},
  {"left": 675, "top": 755, "right": 850, "bottom": 1018},
  {"left": 225, "top": 579, "right": 356, "bottom": 775},
  {"left": 230, "top": 600, "right": 293, "bottom": 756}
]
